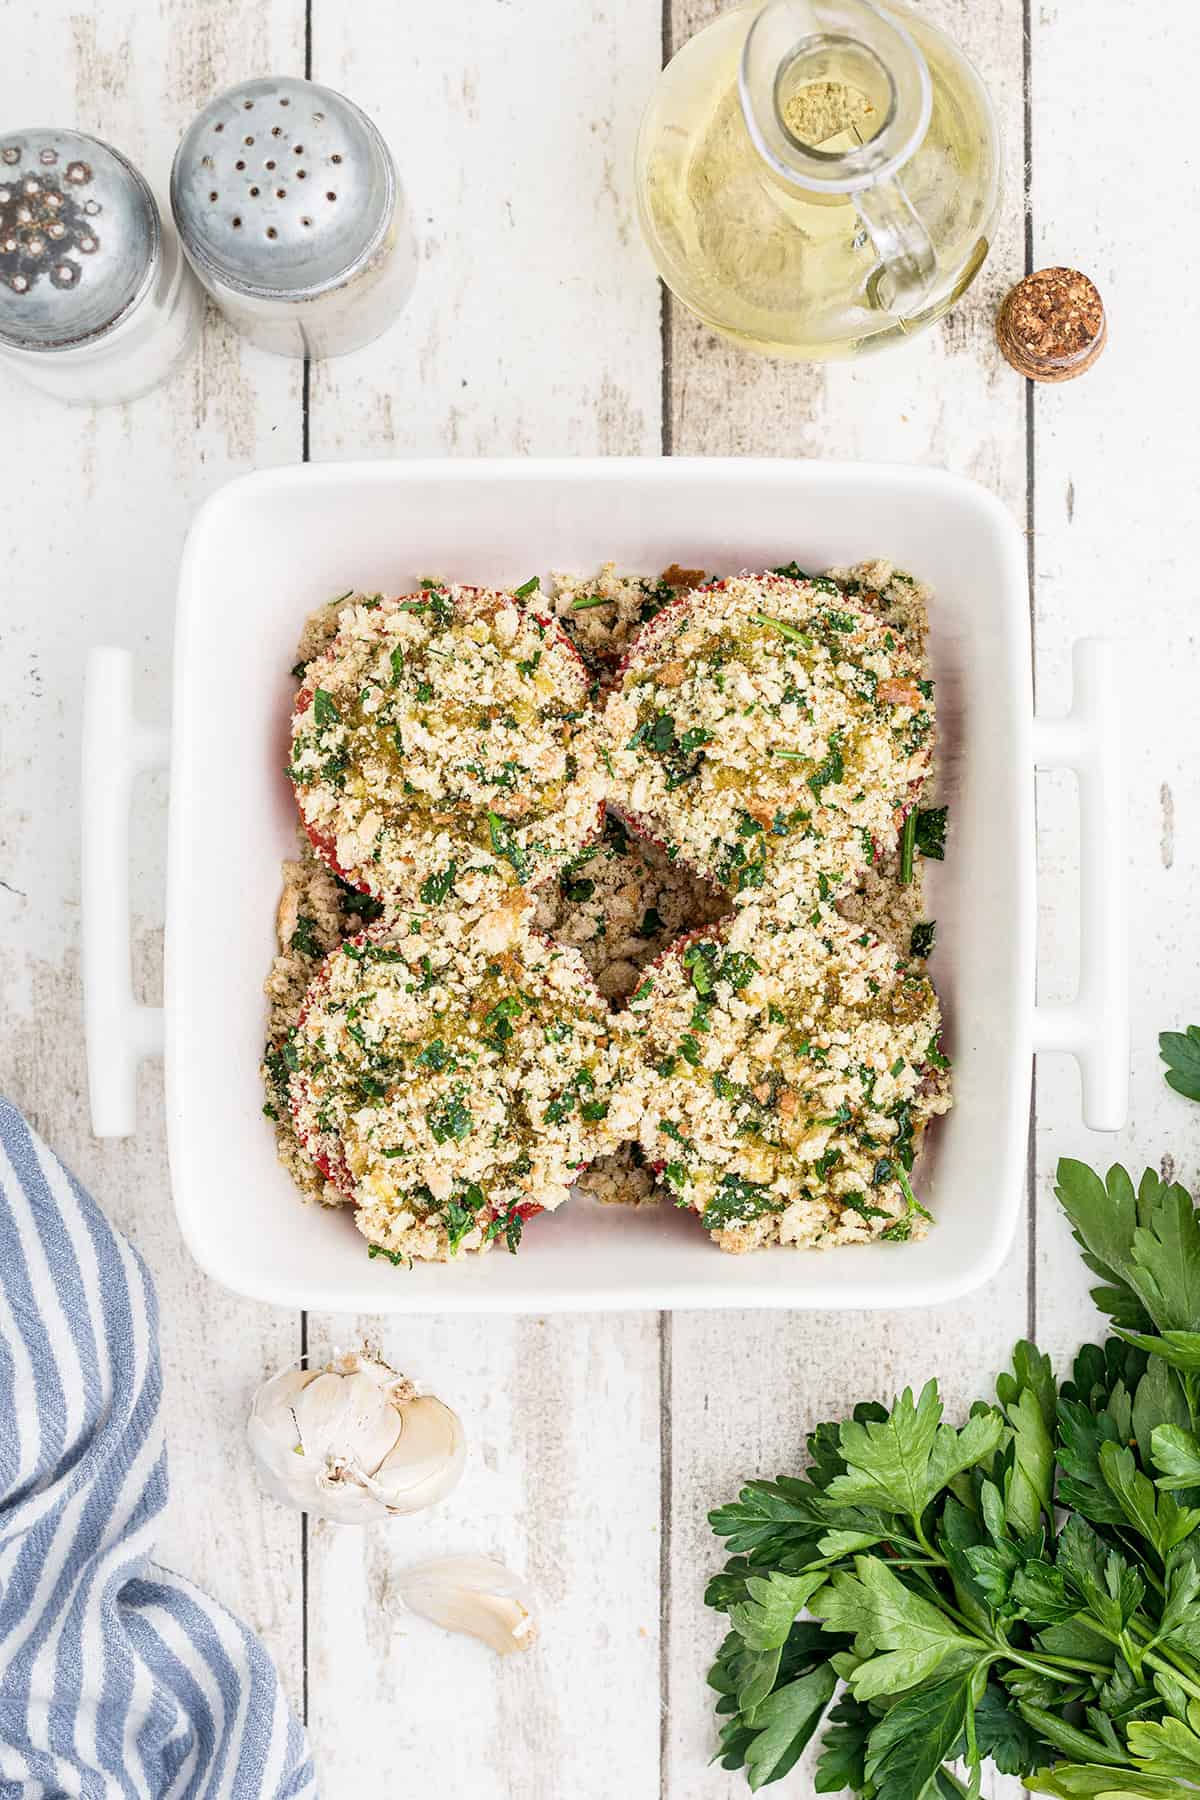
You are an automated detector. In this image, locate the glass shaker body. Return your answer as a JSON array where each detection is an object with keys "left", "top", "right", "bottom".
[
  {"left": 0, "top": 130, "right": 202, "bottom": 404},
  {"left": 171, "top": 78, "right": 416, "bottom": 360}
]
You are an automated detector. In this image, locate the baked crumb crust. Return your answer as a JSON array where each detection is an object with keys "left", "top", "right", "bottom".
[
  {"left": 289, "top": 584, "right": 605, "bottom": 909},
  {"left": 600, "top": 571, "right": 934, "bottom": 899},
  {"left": 264, "top": 560, "right": 951, "bottom": 1259}
]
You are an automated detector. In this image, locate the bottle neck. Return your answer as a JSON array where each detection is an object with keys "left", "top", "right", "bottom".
[{"left": 739, "top": 0, "right": 932, "bottom": 196}]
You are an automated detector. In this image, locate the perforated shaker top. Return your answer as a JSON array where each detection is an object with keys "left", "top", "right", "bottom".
[
  {"left": 0, "top": 130, "right": 159, "bottom": 351},
  {"left": 170, "top": 77, "right": 395, "bottom": 301}
]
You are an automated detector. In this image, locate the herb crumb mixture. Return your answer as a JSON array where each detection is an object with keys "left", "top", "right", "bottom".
[
  {"left": 289, "top": 905, "right": 629, "bottom": 1262},
  {"left": 261, "top": 843, "right": 386, "bottom": 1209},
  {"left": 266, "top": 559, "right": 950, "bottom": 1260},
  {"left": 627, "top": 906, "right": 950, "bottom": 1251},
  {"left": 550, "top": 560, "right": 707, "bottom": 680},
  {"left": 601, "top": 571, "right": 933, "bottom": 898},
  {"left": 289, "top": 584, "right": 604, "bottom": 908},
  {"left": 533, "top": 809, "right": 729, "bottom": 1004}
]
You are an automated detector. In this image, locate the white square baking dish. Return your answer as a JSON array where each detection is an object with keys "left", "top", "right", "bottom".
[{"left": 82, "top": 458, "right": 1126, "bottom": 1312}]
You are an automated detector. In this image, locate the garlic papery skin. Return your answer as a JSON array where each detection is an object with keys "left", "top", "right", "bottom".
[
  {"left": 247, "top": 1349, "right": 465, "bottom": 1524},
  {"left": 394, "top": 1554, "right": 538, "bottom": 1656}
]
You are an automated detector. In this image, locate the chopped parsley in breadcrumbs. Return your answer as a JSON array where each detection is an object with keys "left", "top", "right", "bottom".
[
  {"left": 535, "top": 807, "right": 731, "bottom": 1209},
  {"left": 261, "top": 839, "right": 385, "bottom": 1209},
  {"left": 533, "top": 809, "right": 729, "bottom": 1003},
  {"left": 289, "top": 584, "right": 605, "bottom": 909},
  {"left": 268, "top": 558, "right": 951, "bottom": 1257},
  {"left": 622, "top": 904, "right": 950, "bottom": 1253},
  {"left": 602, "top": 571, "right": 934, "bottom": 902},
  {"left": 289, "top": 899, "right": 638, "bottom": 1262},
  {"left": 551, "top": 561, "right": 707, "bottom": 684}
]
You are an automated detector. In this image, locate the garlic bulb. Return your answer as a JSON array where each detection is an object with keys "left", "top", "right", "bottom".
[
  {"left": 395, "top": 1554, "right": 537, "bottom": 1656},
  {"left": 247, "top": 1348, "right": 465, "bottom": 1524}
]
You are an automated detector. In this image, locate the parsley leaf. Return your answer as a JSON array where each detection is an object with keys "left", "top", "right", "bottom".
[
  {"left": 741, "top": 1664, "right": 838, "bottom": 1790},
  {"left": 487, "top": 811, "right": 530, "bottom": 882},
  {"left": 915, "top": 805, "right": 948, "bottom": 859},
  {"left": 910, "top": 919, "right": 937, "bottom": 958},
  {"left": 807, "top": 736, "right": 845, "bottom": 797},
  {"left": 863, "top": 1670, "right": 976, "bottom": 1800},
  {"left": 701, "top": 1174, "right": 782, "bottom": 1233},
  {"left": 290, "top": 914, "right": 323, "bottom": 958},
  {"left": 1128, "top": 1713, "right": 1200, "bottom": 1782},
  {"left": 1161, "top": 1024, "right": 1200, "bottom": 1102},
  {"left": 427, "top": 1090, "right": 473, "bottom": 1145},
  {"left": 730, "top": 1571, "right": 828, "bottom": 1651},
  {"left": 824, "top": 1381, "right": 1005, "bottom": 1520},
  {"left": 312, "top": 688, "right": 340, "bottom": 728},
  {"left": 419, "top": 862, "right": 458, "bottom": 905},
  {"left": 1150, "top": 1423, "right": 1200, "bottom": 1491},
  {"left": 482, "top": 994, "right": 524, "bottom": 1053},
  {"left": 813, "top": 1693, "right": 871, "bottom": 1794}
]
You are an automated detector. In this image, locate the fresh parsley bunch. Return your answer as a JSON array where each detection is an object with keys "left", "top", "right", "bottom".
[{"left": 703, "top": 1030, "right": 1200, "bottom": 1797}]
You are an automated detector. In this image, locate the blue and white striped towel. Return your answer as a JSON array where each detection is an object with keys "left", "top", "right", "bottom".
[{"left": 0, "top": 1097, "right": 317, "bottom": 1798}]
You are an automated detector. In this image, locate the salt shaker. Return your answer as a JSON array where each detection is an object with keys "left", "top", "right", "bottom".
[
  {"left": 170, "top": 77, "right": 415, "bottom": 360},
  {"left": 0, "top": 129, "right": 202, "bottom": 405}
]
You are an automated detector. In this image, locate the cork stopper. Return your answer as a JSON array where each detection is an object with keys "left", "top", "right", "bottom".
[{"left": 997, "top": 267, "right": 1106, "bottom": 382}]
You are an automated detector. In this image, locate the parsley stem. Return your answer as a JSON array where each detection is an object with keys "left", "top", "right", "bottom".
[
  {"left": 751, "top": 612, "right": 814, "bottom": 646},
  {"left": 1144, "top": 1643, "right": 1200, "bottom": 1697},
  {"left": 1145, "top": 1649, "right": 1200, "bottom": 1700},
  {"left": 895, "top": 1164, "right": 932, "bottom": 1221},
  {"left": 909, "top": 1518, "right": 940, "bottom": 1562},
  {"left": 1031, "top": 1650, "right": 1120, "bottom": 1676},
  {"left": 899, "top": 807, "right": 917, "bottom": 884},
  {"left": 571, "top": 594, "right": 613, "bottom": 611},
  {"left": 1090, "top": 1616, "right": 1200, "bottom": 1701},
  {"left": 1000, "top": 1648, "right": 1097, "bottom": 1688}
]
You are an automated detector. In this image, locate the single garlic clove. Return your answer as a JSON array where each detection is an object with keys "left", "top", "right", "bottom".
[
  {"left": 372, "top": 1395, "right": 465, "bottom": 1512},
  {"left": 295, "top": 1369, "right": 404, "bottom": 1475},
  {"left": 394, "top": 1554, "right": 537, "bottom": 1657}
]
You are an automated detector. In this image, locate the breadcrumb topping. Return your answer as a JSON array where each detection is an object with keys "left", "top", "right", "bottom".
[
  {"left": 550, "top": 561, "right": 707, "bottom": 682},
  {"left": 622, "top": 906, "right": 951, "bottom": 1252},
  {"left": 533, "top": 809, "right": 729, "bottom": 1004},
  {"left": 289, "top": 903, "right": 622, "bottom": 1262},
  {"left": 601, "top": 571, "right": 934, "bottom": 900},
  {"left": 264, "top": 559, "right": 951, "bottom": 1260},
  {"left": 289, "top": 584, "right": 605, "bottom": 909}
]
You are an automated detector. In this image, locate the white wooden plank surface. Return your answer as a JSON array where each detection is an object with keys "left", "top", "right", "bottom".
[
  {"left": 301, "top": 3, "right": 664, "bottom": 1795},
  {"left": 0, "top": 0, "right": 308, "bottom": 1711},
  {"left": 0, "top": 0, "right": 1178, "bottom": 1794}
]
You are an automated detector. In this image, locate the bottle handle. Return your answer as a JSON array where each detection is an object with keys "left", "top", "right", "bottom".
[{"left": 856, "top": 176, "right": 938, "bottom": 312}]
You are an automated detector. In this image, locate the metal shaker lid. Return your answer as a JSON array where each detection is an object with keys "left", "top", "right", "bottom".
[
  {"left": 170, "top": 77, "right": 395, "bottom": 302},
  {"left": 0, "top": 130, "right": 159, "bottom": 352}
]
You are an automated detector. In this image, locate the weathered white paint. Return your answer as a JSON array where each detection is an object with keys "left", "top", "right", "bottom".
[{"left": 0, "top": 0, "right": 1174, "bottom": 1794}]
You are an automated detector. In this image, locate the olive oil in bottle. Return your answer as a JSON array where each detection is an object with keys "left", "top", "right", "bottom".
[{"left": 635, "top": 0, "right": 1000, "bottom": 360}]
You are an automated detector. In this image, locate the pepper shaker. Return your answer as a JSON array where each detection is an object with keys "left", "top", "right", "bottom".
[
  {"left": 170, "top": 77, "right": 415, "bottom": 360},
  {"left": 0, "top": 129, "right": 202, "bottom": 405}
]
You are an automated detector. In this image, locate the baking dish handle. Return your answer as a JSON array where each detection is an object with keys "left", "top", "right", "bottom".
[
  {"left": 82, "top": 648, "right": 170, "bottom": 1138},
  {"left": 1031, "top": 637, "right": 1128, "bottom": 1132}
]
